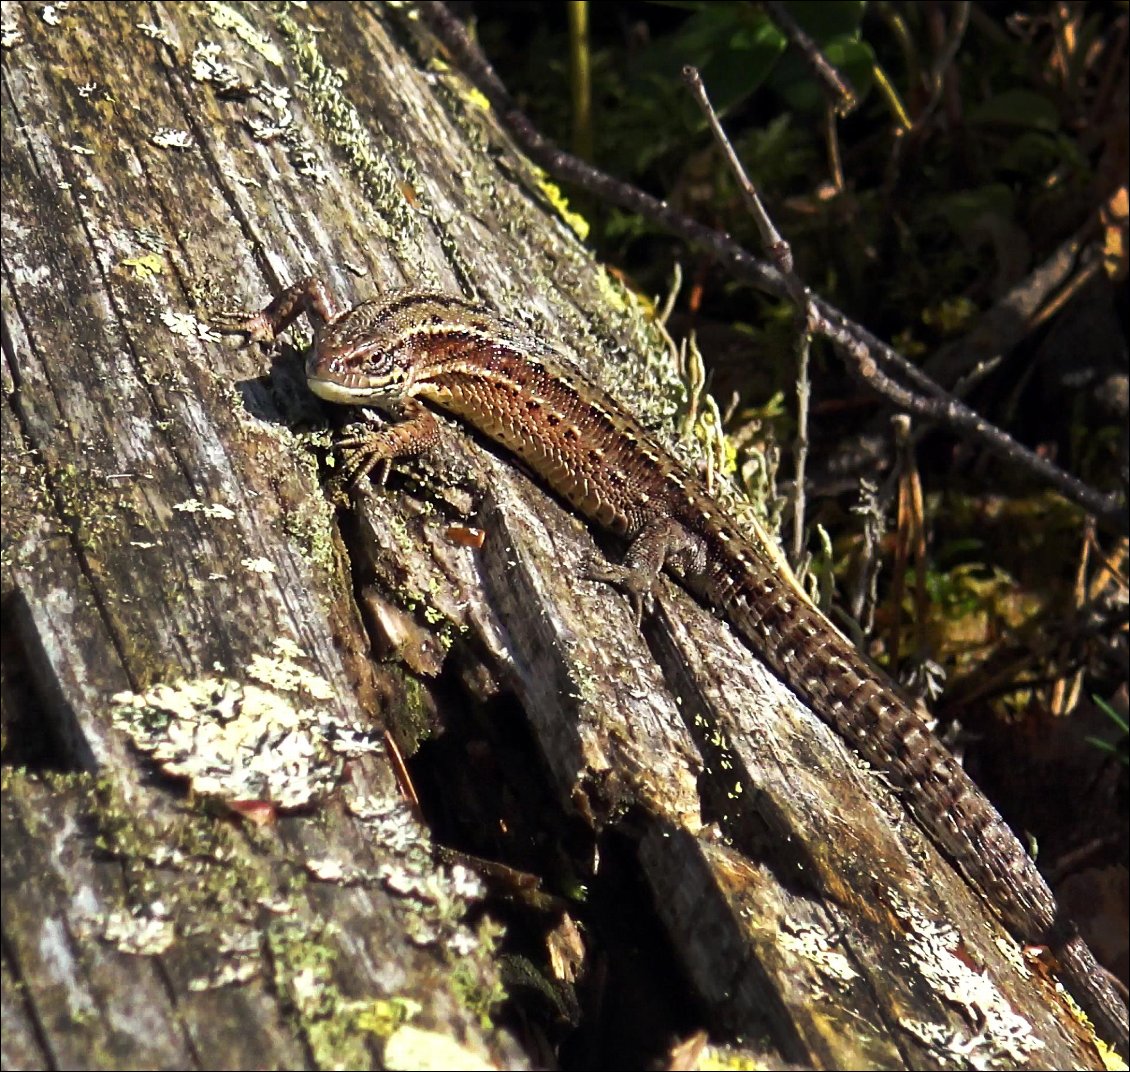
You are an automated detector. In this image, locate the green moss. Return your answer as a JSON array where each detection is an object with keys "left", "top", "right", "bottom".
[
  {"left": 41, "top": 459, "right": 136, "bottom": 559},
  {"left": 267, "top": 918, "right": 374, "bottom": 1069},
  {"left": 387, "top": 669, "right": 437, "bottom": 755},
  {"left": 354, "top": 995, "right": 423, "bottom": 1038},
  {"left": 282, "top": 490, "right": 340, "bottom": 584},
  {"left": 274, "top": 12, "right": 444, "bottom": 291},
  {"left": 448, "top": 919, "right": 508, "bottom": 1030}
]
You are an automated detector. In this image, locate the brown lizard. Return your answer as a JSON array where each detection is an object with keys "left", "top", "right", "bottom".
[{"left": 227, "top": 276, "right": 1128, "bottom": 1053}]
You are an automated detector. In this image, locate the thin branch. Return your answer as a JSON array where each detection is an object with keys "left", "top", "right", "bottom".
[
  {"left": 925, "top": 226, "right": 1091, "bottom": 387},
  {"left": 806, "top": 303, "right": 1123, "bottom": 528},
  {"left": 847, "top": 478, "right": 884, "bottom": 630},
  {"left": 680, "top": 66, "right": 802, "bottom": 303},
  {"left": 763, "top": 1, "right": 858, "bottom": 115},
  {"left": 789, "top": 330, "right": 813, "bottom": 567},
  {"left": 680, "top": 65, "right": 813, "bottom": 565},
  {"left": 919, "top": 1, "right": 971, "bottom": 130},
  {"left": 882, "top": 2, "right": 970, "bottom": 197},
  {"left": 823, "top": 99, "right": 846, "bottom": 191},
  {"left": 414, "top": 3, "right": 1127, "bottom": 533},
  {"left": 1027, "top": 255, "right": 1102, "bottom": 330}
]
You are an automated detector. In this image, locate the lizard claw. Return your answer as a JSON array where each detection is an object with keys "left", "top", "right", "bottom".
[
  {"left": 625, "top": 588, "right": 651, "bottom": 628},
  {"left": 336, "top": 424, "right": 394, "bottom": 488}
]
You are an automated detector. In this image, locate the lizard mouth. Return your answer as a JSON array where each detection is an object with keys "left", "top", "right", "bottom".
[{"left": 307, "top": 375, "right": 388, "bottom": 404}]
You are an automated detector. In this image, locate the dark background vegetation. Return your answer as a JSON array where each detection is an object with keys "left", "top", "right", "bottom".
[{"left": 465, "top": 0, "right": 1129, "bottom": 992}]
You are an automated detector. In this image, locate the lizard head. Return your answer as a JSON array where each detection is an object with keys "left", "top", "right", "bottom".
[
  {"left": 305, "top": 302, "right": 412, "bottom": 407},
  {"left": 306, "top": 291, "right": 529, "bottom": 409}
]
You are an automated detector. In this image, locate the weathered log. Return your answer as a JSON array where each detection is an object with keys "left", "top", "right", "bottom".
[{"left": 1, "top": 3, "right": 1121, "bottom": 1068}]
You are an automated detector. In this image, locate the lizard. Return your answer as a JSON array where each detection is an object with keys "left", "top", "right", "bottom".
[{"left": 226, "top": 275, "right": 1129, "bottom": 1053}]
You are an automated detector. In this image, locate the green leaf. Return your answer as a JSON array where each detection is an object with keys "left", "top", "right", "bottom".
[
  {"left": 784, "top": 0, "right": 866, "bottom": 40},
  {"left": 768, "top": 37, "right": 875, "bottom": 113},
  {"left": 931, "top": 183, "right": 1016, "bottom": 233},
  {"left": 969, "top": 89, "right": 1060, "bottom": 131},
  {"left": 629, "top": 6, "right": 786, "bottom": 116}
]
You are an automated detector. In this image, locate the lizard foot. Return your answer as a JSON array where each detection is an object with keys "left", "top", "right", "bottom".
[
  {"left": 212, "top": 309, "right": 278, "bottom": 347},
  {"left": 581, "top": 554, "right": 656, "bottom": 625}
]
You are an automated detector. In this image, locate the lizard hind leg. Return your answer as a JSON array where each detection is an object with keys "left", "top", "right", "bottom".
[{"left": 582, "top": 518, "right": 704, "bottom": 624}]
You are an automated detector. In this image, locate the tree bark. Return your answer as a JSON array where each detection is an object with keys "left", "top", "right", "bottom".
[{"left": 0, "top": 3, "right": 1121, "bottom": 1069}]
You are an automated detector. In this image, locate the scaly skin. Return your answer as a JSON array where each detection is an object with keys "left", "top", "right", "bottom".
[{"left": 228, "top": 277, "right": 1128, "bottom": 1052}]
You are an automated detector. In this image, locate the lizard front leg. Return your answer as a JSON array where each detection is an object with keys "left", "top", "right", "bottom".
[
  {"left": 335, "top": 398, "right": 442, "bottom": 487},
  {"left": 215, "top": 276, "right": 345, "bottom": 344}
]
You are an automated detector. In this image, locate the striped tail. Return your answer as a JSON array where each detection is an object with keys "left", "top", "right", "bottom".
[{"left": 688, "top": 533, "right": 1058, "bottom": 940}]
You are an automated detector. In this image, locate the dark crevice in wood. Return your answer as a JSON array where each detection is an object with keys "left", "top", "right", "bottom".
[
  {"left": 560, "top": 825, "right": 709, "bottom": 1070},
  {"left": 0, "top": 592, "right": 98, "bottom": 773},
  {"left": 406, "top": 676, "right": 713, "bottom": 1068}
]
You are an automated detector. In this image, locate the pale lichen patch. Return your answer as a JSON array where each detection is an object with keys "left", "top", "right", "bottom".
[
  {"left": 96, "top": 908, "right": 176, "bottom": 956},
  {"left": 777, "top": 918, "right": 860, "bottom": 988},
  {"left": 173, "top": 497, "right": 236, "bottom": 520},
  {"left": 241, "top": 555, "right": 278, "bottom": 575},
  {"left": 247, "top": 637, "right": 335, "bottom": 701},
  {"left": 207, "top": 2, "right": 284, "bottom": 66},
  {"left": 111, "top": 674, "right": 340, "bottom": 809},
  {"left": 897, "top": 904, "right": 1044, "bottom": 1068}
]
